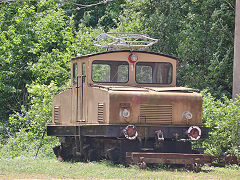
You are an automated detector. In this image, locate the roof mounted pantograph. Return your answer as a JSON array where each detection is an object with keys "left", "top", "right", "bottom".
[{"left": 93, "top": 32, "right": 158, "bottom": 51}]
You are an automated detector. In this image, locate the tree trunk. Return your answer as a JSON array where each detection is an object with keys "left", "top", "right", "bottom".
[{"left": 233, "top": 0, "right": 240, "bottom": 99}]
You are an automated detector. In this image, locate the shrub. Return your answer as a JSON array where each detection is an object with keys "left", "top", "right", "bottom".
[
  {"left": 0, "top": 82, "right": 62, "bottom": 158},
  {"left": 202, "top": 91, "right": 240, "bottom": 157},
  {"left": 0, "top": 128, "right": 59, "bottom": 158}
]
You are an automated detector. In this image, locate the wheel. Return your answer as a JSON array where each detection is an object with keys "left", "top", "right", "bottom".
[
  {"left": 57, "top": 155, "right": 64, "bottom": 162},
  {"left": 139, "top": 161, "right": 147, "bottom": 169},
  {"left": 193, "top": 163, "right": 201, "bottom": 173},
  {"left": 106, "top": 147, "right": 119, "bottom": 163},
  {"left": 88, "top": 148, "right": 99, "bottom": 161},
  {"left": 185, "top": 164, "right": 193, "bottom": 171}
]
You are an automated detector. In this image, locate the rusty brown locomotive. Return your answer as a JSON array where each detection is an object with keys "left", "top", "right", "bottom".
[{"left": 47, "top": 33, "right": 208, "bottom": 168}]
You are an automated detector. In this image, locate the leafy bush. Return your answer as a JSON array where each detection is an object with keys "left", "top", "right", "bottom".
[
  {"left": 0, "top": 129, "right": 59, "bottom": 158},
  {"left": 202, "top": 91, "right": 240, "bottom": 157},
  {"left": 9, "top": 82, "right": 62, "bottom": 135},
  {"left": 0, "top": 82, "right": 62, "bottom": 158}
]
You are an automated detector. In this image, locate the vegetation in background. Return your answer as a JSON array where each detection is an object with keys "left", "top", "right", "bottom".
[
  {"left": 0, "top": 0, "right": 239, "bottom": 159},
  {"left": 0, "top": 82, "right": 61, "bottom": 158}
]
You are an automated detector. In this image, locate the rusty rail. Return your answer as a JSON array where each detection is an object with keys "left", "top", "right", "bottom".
[{"left": 126, "top": 152, "right": 239, "bottom": 172}]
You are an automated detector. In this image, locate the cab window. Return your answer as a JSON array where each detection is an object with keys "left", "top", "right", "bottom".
[
  {"left": 136, "top": 62, "right": 172, "bottom": 84},
  {"left": 92, "top": 60, "right": 129, "bottom": 83}
]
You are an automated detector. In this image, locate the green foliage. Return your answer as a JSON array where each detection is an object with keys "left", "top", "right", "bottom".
[
  {"left": 9, "top": 82, "right": 60, "bottom": 134},
  {"left": 177, "top": 0, "right": 235, "bottom": 98},
  {"left": 0, "top": 129, "right": 59, "bottom": 158},
  {"left": 72, "top": 26, "right": 104, "bottom": 55},
  {"left": 62, "top": 0, "right": 124, "bottom": 31},
  {"left": 0, "top": 0, "right": 104, "bottom": 121},
  {"left": 0, "top": 0, "right": 74, "bottom": 122},
  {"left": 112, "top": 0, "right": 146, "bottom": 34},
  {"left": 30, "top": 50, "right": 71, "bottom": 86},
  {"left": 202, "top": 91, "right": 240, "bottom": 157},
  {"left": 0, "top": 1, "right": 38, "bottom": 121},
  {"left": 0, "top": 82, "right": 62, "bottom": 158}
]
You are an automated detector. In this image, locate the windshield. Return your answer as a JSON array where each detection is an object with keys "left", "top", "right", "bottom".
[
  {"left": 136, "top": 62, "right": 172, "bottom": 84},
  {"left": 92, "top": 60, "right": 129, "bottom": 83}
]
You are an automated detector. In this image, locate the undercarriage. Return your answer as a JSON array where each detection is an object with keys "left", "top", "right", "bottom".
[
  {"left": 48, "top": 125, "right": 239, "bottom": 172},
  {"left": 48, "top": 125, "right": 210, "bottom": 171},
  {"left": 54, "top": 136, "right": 195, "bottom": 163}
]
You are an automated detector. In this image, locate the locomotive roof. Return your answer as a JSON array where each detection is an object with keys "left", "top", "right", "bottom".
[{"left": 71, "top": 50, "right": 178, "bottom": 61}]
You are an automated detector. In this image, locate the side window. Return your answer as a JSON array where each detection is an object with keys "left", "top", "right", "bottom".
[
  {"left": 73, "top": 62, "right": 77, "bottom": 84},
  {"left": 82, "top": 62, "right": 86, "bottom": 83}
]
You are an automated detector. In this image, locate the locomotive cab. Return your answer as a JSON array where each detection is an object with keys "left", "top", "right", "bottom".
[{"left": 47, "top": 33, "right": 208, "bottom": 164}]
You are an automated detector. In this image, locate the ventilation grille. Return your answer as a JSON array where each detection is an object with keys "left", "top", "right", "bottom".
[
  {"left": 140, "top": 104, "right": 172, "bottom": 124},
  {"left": 98, "top": 103, "right": 104, "bottom": 122},
  {"left": 54, "top": 106, "right": 60, "bottom": 124}
]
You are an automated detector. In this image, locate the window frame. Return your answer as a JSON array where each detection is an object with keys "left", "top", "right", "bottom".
[
  {"left": 91, "top": 60, "right": 129, "bottom": 83},
  {"left": 135, "top": 62, "right": 173, "bottom": 84}
]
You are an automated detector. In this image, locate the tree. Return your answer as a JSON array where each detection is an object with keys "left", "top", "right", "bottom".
[
  {"left": 0, "top": 1, "right": 39, "bottom": 122},
  {"left": 177, "top": 0, "right": 235, "bottom": 98}
]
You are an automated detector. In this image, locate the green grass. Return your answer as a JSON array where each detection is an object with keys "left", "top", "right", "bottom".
[{"left": 0, "top": 157, "right": 239, "bottom": 179}]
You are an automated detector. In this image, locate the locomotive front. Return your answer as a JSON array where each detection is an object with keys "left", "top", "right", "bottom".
[{"left": 47, "top": 50, "right": 208, "bottom": 164}]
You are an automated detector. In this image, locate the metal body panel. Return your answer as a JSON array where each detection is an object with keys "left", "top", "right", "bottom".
[
  {"left": 71, "top": 57, "right": 88, "bottom": 124},
  {"left": 84, "top": 87, "right": 109, "bottom": 124},
  {"left": 47, "top": 125, "right": 208, "bottom": 139},
  {"left": 52, "top": 88, "right": 72, "bottom": 125},
  {"left": 72, "top": 50, "right": 178, "bottom": 63},
  {"left": 108, "top": 90, "right": 202, "bottom": 125}
]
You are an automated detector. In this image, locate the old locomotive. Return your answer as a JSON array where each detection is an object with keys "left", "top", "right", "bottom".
[{"left": 47, "top": 33, "right": 208, "bottom": 170}]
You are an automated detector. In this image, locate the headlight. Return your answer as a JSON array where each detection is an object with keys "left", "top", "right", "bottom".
[
  {"left": 188, "top": 126, "right": 201, "bottom": 140},
  {"left": 182, "top": 111, "right": 192, "bottom": 120},
  {"left": 121, "top": 109, "right": 130, "bottom": 118},
  {"left": 123, "top": 125, "right": 138, "bottom": 140}
]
